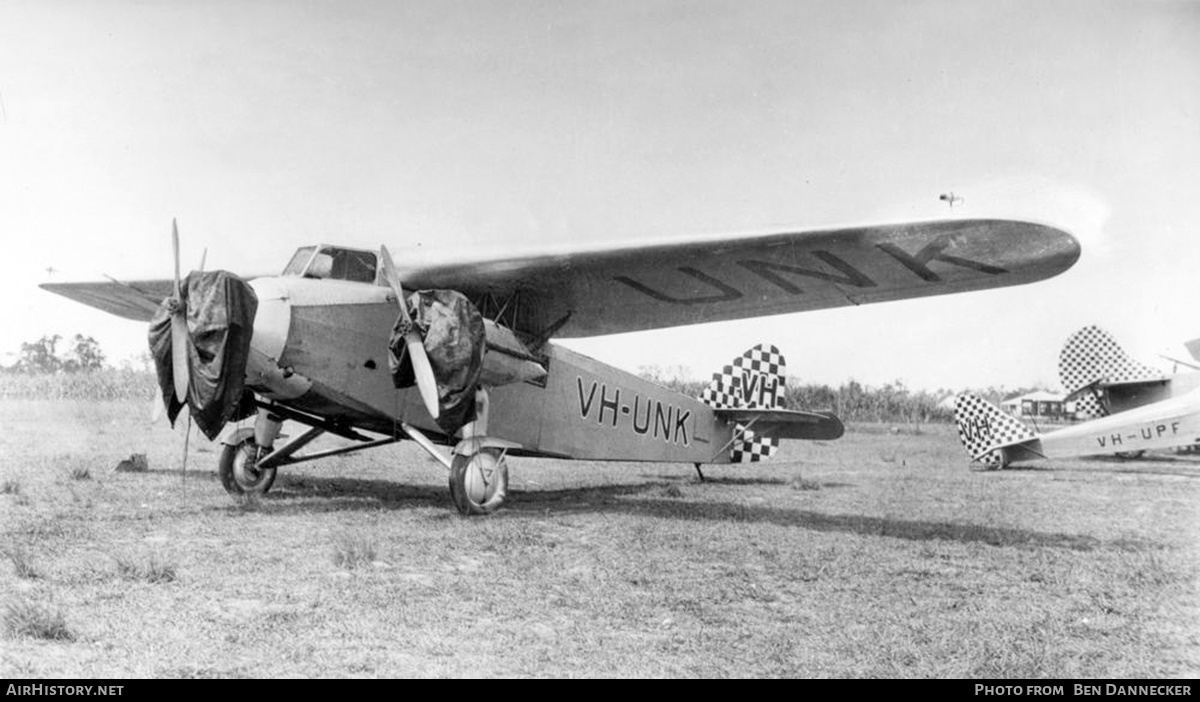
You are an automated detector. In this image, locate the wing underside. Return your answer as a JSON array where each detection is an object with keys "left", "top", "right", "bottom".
[
  {"left": 40, "top": 279, "right": 175, "bottom": 322},
  {"left": 398, "top": 218, "right": 1079, "bottom": 338}
]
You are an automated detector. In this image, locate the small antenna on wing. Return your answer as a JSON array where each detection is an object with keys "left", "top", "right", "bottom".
[{"left": 939, "top": 192, "right": 964, "bottom": 209}]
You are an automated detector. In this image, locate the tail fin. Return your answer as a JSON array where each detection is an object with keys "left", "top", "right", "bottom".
[
  {"left": 954, "top": 394, "right": 1037, "bottom": 468},
  {"left": 700, "top": 344, "right": 787, "bottom": 462},
  {"left": 1058, "top": 325, "right": 1162, "bottom": 395}
]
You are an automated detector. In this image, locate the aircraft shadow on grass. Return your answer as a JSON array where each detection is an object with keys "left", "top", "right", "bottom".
[
  {"left": 231, "top": 473, "right": 1133, "bottom": 552},
  {"left": 636, "top": 473, "right": 854, "bottom": 489}
]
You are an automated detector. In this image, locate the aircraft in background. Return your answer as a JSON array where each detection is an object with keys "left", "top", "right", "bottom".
[
  {"left": 955, "top": 325, "right": 1200, "bottom": 468},
  {"left": 43, "top": 218, "right": 1079, "bottom": 513},
  {"left": 1058, "top": 325, "right": 1200, "bottom": 421}
]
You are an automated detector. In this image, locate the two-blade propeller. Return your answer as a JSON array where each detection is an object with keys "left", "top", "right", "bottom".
[
  {"left": 380, "top": 246, "right": 440, "bottom": 420},
  {"left": 169, "top": 219, "right": 190, "bottom": 405}
]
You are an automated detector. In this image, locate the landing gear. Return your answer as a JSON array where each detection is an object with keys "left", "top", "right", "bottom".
[
  {"left": 218, "top": 435, "right": 278, "bottom": 496},
  {"left": 449, "top": 448, "right": 509, "bottom": 515},
  {"left": 1115, "top": 450, "right": 1146, "bottom": 460},
  {"left": 446, "top": 387, "right": 512, "bottom": 515},
  {"left": 212, "top": 395, "right": 520, "bottom": 514}
]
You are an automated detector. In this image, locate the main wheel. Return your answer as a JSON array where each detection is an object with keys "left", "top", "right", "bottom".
[
  {"left": 1115, "top": 450, "right": 1146, "bottom": 460},
  {"left": 449, "top": 448, "right": 509, "bottom": 515},
  {"left": 218, "top": 437, "right": 277, "bottom": 496}
]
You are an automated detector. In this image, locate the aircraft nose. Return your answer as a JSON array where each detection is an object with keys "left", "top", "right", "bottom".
[
  {"left": 248, "top": 277, "right": 292, "bottom": 362},
  {"left": 243, "top": 277, "right": 312, "bottom": 400}
]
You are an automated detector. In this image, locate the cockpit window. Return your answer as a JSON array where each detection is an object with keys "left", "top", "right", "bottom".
[
  {"left": 284, "top": 246, "right": 378, "bottom": 283},
  {"left": 282, "top": 246, "right": 316, "bottom": 276}
]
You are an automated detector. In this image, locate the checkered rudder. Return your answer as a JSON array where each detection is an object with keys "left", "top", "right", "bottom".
[
  {"left": 954, "top": 393, "right": 1037, "bottom": 461},
  {"left": 701, "top": 344, "right": 787, "bottom": 462},
  {"left": 1058, "top": 325, "right": 1163, "bottom": 394}
]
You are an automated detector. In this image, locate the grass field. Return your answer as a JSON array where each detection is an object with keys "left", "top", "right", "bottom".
[{"left": 1, "top": 398, "right": 1197, "bottom": 678}]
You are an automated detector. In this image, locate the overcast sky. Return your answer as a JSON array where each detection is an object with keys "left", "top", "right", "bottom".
[{"left": 2, "top": 0, "right": 1197, "bottom": 392}]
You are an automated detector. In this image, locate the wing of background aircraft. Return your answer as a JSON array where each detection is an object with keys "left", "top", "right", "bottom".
[{"left": 41, "top": 218, "right": 1078, "bottom": 337}]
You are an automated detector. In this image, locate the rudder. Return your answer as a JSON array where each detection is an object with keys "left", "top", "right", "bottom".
[
  {"left": 954, "top": 393, "right": 1037, "bottom": 469},
  {"left": 701, "top": 344, "right": 787, "bottom": 462},
  {"left": 1058, "top": 325, "right": 1162, "bottom": 395}
]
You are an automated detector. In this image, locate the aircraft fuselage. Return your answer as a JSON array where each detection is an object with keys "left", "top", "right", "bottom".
[{"left": 241, "top": 276, "right": 736, "bottom": 464}]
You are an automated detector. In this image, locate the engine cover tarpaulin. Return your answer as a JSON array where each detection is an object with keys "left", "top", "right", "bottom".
[
  {"left": 148, "top": 271, "right": 258, "bottom": 440},
  {"left": 389, "top": 289, "right": 485, "bottom": 435}
]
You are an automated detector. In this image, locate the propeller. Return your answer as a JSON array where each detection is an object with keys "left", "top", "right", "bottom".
[
  {"left": 379, "top": 245, "right": 440, "bottom": 419},
  {"left": 169, "top": 220, "right": 189, "bottom": 404}
]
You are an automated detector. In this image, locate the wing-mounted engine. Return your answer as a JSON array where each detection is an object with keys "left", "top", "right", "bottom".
[
  {"left": 380, "top": 244, "right": 549, "bottom": 516},
  {"left": 386, "top": 288, "right": 550, "bottom": 436},
  {"left": 388, "top": 288, "right": 487, "bottom": 435}
]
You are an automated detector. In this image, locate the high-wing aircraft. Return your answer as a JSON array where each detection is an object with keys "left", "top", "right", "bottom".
[
  {"left": 43, "top": 218, "right": 1079, "bottom": 513},
  {"left": 955, "top": 325, "right": 1200, "bottom": 468}
]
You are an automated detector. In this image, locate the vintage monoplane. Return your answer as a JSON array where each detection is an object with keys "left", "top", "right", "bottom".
[
  {"left": 43, "top": 218, "right": 1079, "bottom": 513},
  {"left": 956, "top": 325, "right": 1200, "bottom": 468},
  {"left": 1058, "top": 325, "right": 1200, "bottom": 420}
]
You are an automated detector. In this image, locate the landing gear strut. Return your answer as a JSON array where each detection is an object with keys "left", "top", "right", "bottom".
[{"left": 446, "top": 387, "right": 512, "bottom": 516}]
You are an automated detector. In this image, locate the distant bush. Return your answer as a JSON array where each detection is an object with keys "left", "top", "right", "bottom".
[
  {"left": 0, "top": 368, "right": 158, "bottom": 401},
  {"left": 9, "top": 334, "right": 105, "bottom": 374}
]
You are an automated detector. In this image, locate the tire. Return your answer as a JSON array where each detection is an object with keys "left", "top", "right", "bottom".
[
  {"left": 218, "top": 437, "right": 277, "bottom": 496},
  {"left": 1114, "top": 450, "right": 1146, "bottom": 460},
  {"left": 448, "top": 449, "right": 509, "bottom": 515}
]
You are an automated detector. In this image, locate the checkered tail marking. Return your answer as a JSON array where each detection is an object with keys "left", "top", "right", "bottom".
[
  {"left": 954, "top": 394, "right": 1037, "bottom": 461},
  {"left": 700, "top": 344, "right": 787, "bottom": 462},
  {"left": 1059, "top": 325, "right": 1163, "bottom": 394}
]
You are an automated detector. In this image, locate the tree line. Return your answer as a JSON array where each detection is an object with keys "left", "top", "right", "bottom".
[
  {"left": 3, "top": 336, "right": 1044, "bottom": 424},
  {"left": 3, "top": 334, "right": 107, "bottom": 374}
]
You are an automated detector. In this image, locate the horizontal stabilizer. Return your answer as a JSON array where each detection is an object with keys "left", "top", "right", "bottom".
[
  {"left": 1064, "top": 377, "right": 1169, "bottom": 403},
  {"left": 712, "top": 408, "right": 844, "bottom": 441}
]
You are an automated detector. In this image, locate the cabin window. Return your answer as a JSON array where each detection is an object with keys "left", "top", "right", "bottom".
[{"left": 283, "top": 246, "right": 378, "bottom": 283}]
